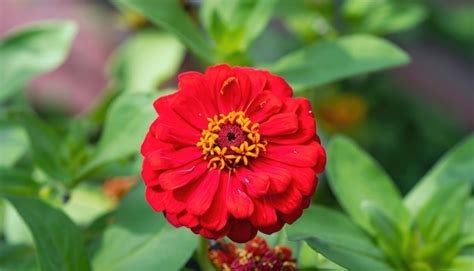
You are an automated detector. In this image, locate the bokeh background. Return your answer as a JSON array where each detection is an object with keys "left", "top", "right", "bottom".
[{"left": 2, "top": 0, "right": 472, "bottom": 194}]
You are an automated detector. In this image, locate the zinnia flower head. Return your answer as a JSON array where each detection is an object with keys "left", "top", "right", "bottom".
[
  {"left": 141, "top": 64, "right": 326, "bottom": 243},
  {"left": 208, "top": 237, "right": 297, "bottom": 271}
]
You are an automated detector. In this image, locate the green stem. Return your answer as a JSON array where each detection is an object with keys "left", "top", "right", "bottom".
[{"left": 195, "top": 236, "right": 215, "bottom": 271}]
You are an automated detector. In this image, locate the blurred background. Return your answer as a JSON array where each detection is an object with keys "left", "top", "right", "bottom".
[{"left": 1, "top": 0, "right": 472, "bottom": 194}]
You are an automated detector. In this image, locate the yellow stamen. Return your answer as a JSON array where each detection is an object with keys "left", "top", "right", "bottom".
[{"left": 196, "top": 111, "right": 267, "bottom": 172}]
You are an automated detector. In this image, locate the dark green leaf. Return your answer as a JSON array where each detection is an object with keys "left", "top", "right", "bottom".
[
  {"left": 78, "top": 92, "right": 162, "bottom": 178},
  {"left": 92, "top": 184, "right": 197, "bottom": 271},
  {"left": 327, "top": 136, "right": 410, "bottom": 233},
  {"left": 0, "top": 167, "right": 38, "bottom": 196},
  {"left": 0, "top": 21, "right": 76, "bottom": 101},
  {"left": 405, "top": 135, "right": 474, "bottom": 216},
  {"left": 269, "top": 34, "right": 409, "bottom": 90},
  {"left": 108, "top": 30, "right": 185, "bottom": 92},
  {"left": 114, "top": 0, "right": 216, "bottom": 64},
  {"left": 287, "top": 205, "right": 393, "bottom": 270},
  {"left": 12, "top": 111, "right": 70, "bottom": 182},
  {"left": 0, "top": 244, "right": 37, "bottom": 271},
  {"left": 5, "top": 196, "right": 91, "bottom": 271}
]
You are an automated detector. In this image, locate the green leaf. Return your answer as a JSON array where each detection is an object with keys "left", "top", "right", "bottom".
[
  {"left": 327, "top": 135, "right": 410, "bottom": 234},
  {"left": 12, "top": 111, "right": 70, "bottom": 183},
  {"left": 0, "top": 121, "right": 28, "bottom": 167},
  {"left": 78, "top": 91, "right": 162, "bottom": 178},
  {"left": 109, "top": 30, "right": 185, "bottom": 92},
  {"left": 0, "top": 21, "right": 76, "bottom": 101},
  {"left": 269, "top": 34, "right": 409, "bottom": 89},
  {"left": 416, "top": 181, "right": 470, "bottom": 248},
  {"left": 287, "top": 205, "right": 392, "bottom": 270},
  {"left": 113, "top": 0, "right": 216, "bottom": 64},
  {"left": 447, "top": 256, "right": 474, "bottom": 271},
  {"left": 92, "top": 184, "right": 197, "bottom": 271},
  {"left": 462, "top": 198, "right": 474, "bottom": 238},
  {"left": 363, "top": 203, "right": 408, "bottom": 269},
  {"left": 405, "top": 135, "right": 474, "bottom": 216},
  {"left": 200, "top": 0, "right": 276, "bottom": 53},
  {"left": 343, "top": 0, "right": 427, "bottom": 34},
  {"left": 0, "top": 244, "right": 37, "bottom": 271},
  {"left": 5, "top": 196, "right": 91, "bottom": 271},
  {"left": 0, "top": 167, "right": 38, "bottom": 196}
]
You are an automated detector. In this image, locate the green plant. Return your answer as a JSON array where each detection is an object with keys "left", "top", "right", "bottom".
[{"left": 287, "top": 135, "right": 474, "bottom": 270}]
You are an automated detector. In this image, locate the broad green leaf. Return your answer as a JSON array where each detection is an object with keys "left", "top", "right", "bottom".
[
  {"left": 79, "top": 91, "right": 162, "bottom": 178},
  {"left": 405, "top": 135, "right": 474, "bottom": 216},
  {"left": 0, "top": 21, "right": 76, "bottom": 101},
  {"left": 0, "top": 244, "right": 37, "bottom": 271},
  {"left": 62, "top": 185, "right": 115, "bottom": 225},
  {"left": 109, "top": 30, "right": 185, "bottom": 92},
  {"left": 0, "top": 167, "right": 38, "bottom": 196},
  {"left": 269, "top": 34, "right": 409, "bottom": 89},
  {"left": 0, "top": 121, "right": 28, "bottom": 167},
  {"left": 287, "top": 205, "right": 392, "bottom": 270},
  {"left": 12, "top": 111, "right": 70, "bottom": 183},
  {"left": 114, "top": 0, "right": 216, "bottom": 64},
  {"left": 5, "top": 196, "right": 91, "bottom": 271},
  {"left": 327, "top": 136, "right": 410, "bottom": 233},
  {"left": 93, "top": 184, "right": 197, "bottom": 271},
  {"left": 200, "top": 0, "right": 276, "bottom": 53}
]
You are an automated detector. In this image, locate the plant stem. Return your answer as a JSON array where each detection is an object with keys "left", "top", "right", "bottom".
[{"left": 195, "top": 236, "right": 215, "bottom": 271}]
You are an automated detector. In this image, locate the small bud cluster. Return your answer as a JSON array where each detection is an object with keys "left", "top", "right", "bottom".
[{"left": 208, "top": 237, "right": 296, "bottom": 271}]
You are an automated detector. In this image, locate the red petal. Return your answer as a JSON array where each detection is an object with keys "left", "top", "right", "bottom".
[
  {"left": 266, "top": 185, "right": 302, "bottom": 215},
  {"left": 196, "top": 222, "right": 232, "bottom": 240},
  {"left": 142, "top": 159, "right": 160, "bottom": 187},
  {"left": 238, "top": 169, "right": 270, "bottom": 198},
  {"left": 204, "top": 64, "right": 239, "bottom": 114},
  {"left": 226, "top": 175, "right": 254, "bottom": 219},
  {"left": 291, "top": 167, "right": 317, "bottom": 196},
  {"left": 186, "top": 170, "right": 220, "bottom": 216},
  {"left": 259, "top": 218, "right": 284, "bottom": 234},
  {"left": 263, "top": 72, "right": 293, "bottom": 98},
  {"left": 264, "top": 141, "right": 320, "bottom": 168},
  {"left": 227, "top": 220, "right": 258, "bottom": 243},
  {"left": 260, "top": 113, "right": 299, "bottom": 136},
  {"left": 246, "top": 90, "right": 282, "bottom": 123},
  {"left": 154, "top": 118, "right": 201, "bottom": 147},
  {"left": 200, "top": 173, "right": 230, "bottom": 231},
  {"left": 177, "top": 211, "right": 199, "bottom": 228},
  {"left": 165, "top": 212, "right": 182, "bottom": 227},
  {"left": 279, "top": 208, "right": 303, "bottom": 224},
  {"left": 234, "top": 67, "right": 267, "bottom": 109},
  {"left": 159, "top": 160, "right": 208, "bottom": 190},
  {"left": 250, "top": 200, "right": 277, "bottom": 227},
  {"left": 145, "top": 186, "right": 166, "bottom": 212},
  {"left": 266, "top": 98, "right": 316, "bottom": 145},
  {"left": 170, "top": 94, "right": 209, "bottom": 130},
  {"left": 250, "top": 159, "right": 291, "bottom": 194},
  {"left": 146, "top": 146, "right": 202, "bottom": 170}
]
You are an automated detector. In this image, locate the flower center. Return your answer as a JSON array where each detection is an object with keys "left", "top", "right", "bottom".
[{"left": 197, "top": 111, "right": 267, "bottom": 171}]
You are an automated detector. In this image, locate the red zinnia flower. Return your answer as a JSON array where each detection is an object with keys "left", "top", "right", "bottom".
[{"left": 141, "top": 64, "right": 326, "bottom": 243}]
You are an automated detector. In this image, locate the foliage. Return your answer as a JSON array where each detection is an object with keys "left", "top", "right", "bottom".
[
  {"left": 287, "top": 135, "right": 474, "bottom": 270},
  {"left": 0, "top": 0, "right": 470, "bottom": 270}
]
